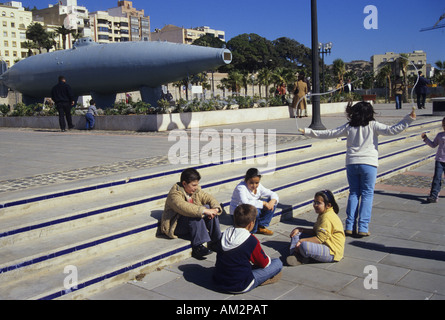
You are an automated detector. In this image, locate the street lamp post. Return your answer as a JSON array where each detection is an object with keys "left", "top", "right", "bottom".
[
  {"left": 309, "top": 0, "right": 326, "bottom": 130},
  {"left": 319, "top": 42, "right": 332, "bottom": 94}
]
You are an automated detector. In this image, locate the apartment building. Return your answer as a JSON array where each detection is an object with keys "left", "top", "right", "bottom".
[
  {"left": 372, "top": 50, "right": 427, "bottom": 77},
  {"left": 151, "top": 25, "right": 225, "bottom": 44},
  {"left": 89, "top": 1, "right": 150, "bottom": 43},
  {"left": 0, "top": 1, "right": 33, "bottom": 67},
  {"left": 32, "top": 0, "right": 92, "bottom": 50}
]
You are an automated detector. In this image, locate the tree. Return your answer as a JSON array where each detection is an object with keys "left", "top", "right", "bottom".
[
  {"left": 21, "top": 41, "right": 38, "bottom": 57},
  {"left": 26, "top": 23, "right": 55, "bottom": 54},
  {"left": 226, "top": 70, "right": 243, "bottom": 95},
  {"left": 226, "top": 33, "right": 277, "bottom": 73},
  {"left": 273, "top": 37, "right": 311, "bottom": 70},
  {"left": 192, "top": 34, "right": 226, "bottom": 48},
  {"left": 55, "top": 25, "right": 75, "bottom": 50},
  {"left": 257, "top": 68, "right": 273, "bottom": 99},
  {"left": 433, "top": 60, "right": 445, "bottom": 87},
  {"left": 398, "top": 54, "right": 409, "bottom": 102},
  {"left": 42, "top": 31, "right": 57, "bottom": 52},
  {"left": 332, "top": 59, "right": 345, "bottom": 91},
  {"left": 377, "top": 64, "right": 393, "bottom": 101}
]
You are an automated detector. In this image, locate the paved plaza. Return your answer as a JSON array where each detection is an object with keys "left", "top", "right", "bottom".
[{"left": 0, "top": 103, "right": 444, "bottom": 302}]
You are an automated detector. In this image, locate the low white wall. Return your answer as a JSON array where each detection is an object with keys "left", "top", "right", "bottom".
[{"left": 0, "top": 102, "right": 354, "bottom": 132}]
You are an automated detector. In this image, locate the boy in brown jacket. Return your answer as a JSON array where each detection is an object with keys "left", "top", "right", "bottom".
[{"left": 160, "top": 168, "right": 222, "bottom": 259}]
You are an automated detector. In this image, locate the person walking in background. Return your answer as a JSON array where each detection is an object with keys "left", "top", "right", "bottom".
[
  {"left": 415, "top": 71, "right": 431, "bottom": 109},
  {"left": 421, "top": 117, "right": 445, "bottom": 203},
  {"left": 85, "top": 99, "right": 98, "bottom": 130},
  {"left": 299, "top": 101, "right": 416, "bottom": 237},
  {"left": 394, "top": 76, "right": 405, "bottom": 110},
  {"left": 291, "top": 74, "right": 308, "bottom": 118},
  {"left": 51, "top": 75, "right": 76, "bottom": 132}
]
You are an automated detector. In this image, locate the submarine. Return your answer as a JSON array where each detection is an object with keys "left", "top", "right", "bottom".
[{"left": 0, "top": 37, "right": 232, "bottom": 108}]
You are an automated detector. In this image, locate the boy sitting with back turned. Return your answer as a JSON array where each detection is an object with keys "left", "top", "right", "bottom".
[{"left": 213, "top": 204, "right": 283, "bottom": 294}]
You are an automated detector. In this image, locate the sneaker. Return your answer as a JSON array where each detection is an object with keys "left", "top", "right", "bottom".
[
  {"left": 260, "top": 271, "right": 282, "bottom": 286},
  {"left": 191, "top": 244, "right": 211, "bottom": 260},
  {"left": 357, "top": 231, "right": 371, "bottom": 237},
  {"left": 257, "top": 227, "right": 274, "bottom": 235},
  {"left": 426, "top": 196, "right": 438, "bottom": 203},
  {"left": 345, "top": 230, "right": 353, "bottom": 236}
]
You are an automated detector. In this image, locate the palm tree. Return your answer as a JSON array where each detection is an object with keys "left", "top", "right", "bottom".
[
  {"left": 378, "top": 64, "right": 393, "bottom": 102},
  {"left": 257, "top": 68, "right": 273, "bottom": 99},
  {"left": 226, "top": 70, "right": 243, "bottom": 96},
  {"left": 55, "top": 26, "right": 74, "bottom": 50},
  {"left": 398, "top": 54, "right": 409, "bottom": 102},
  {"left": 172, "top": 80, "right": 184, "bottom": 99},
  {"left": 434, "top": 60, "right": 445, "bottom": 87},
  {"left": 21, "top": 41, "right": 37, "bottom": 57},
  {"left": 218, "top": 78, "right": 231, "bottom": 99},
  {"left": 332, "top": 58, "right": 345, "bottom": 91}
]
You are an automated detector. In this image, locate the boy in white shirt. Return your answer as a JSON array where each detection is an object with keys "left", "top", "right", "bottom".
[{"left": 230, "top": 168, "right": 279, "bottom": 235}]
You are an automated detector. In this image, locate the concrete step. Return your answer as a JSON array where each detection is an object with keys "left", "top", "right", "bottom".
[
  {"left": 0, "top": 118, "right": 440, "bottom": 299},
  {"left": 0, "top": 126, "right": 432, "bottom": 248}
]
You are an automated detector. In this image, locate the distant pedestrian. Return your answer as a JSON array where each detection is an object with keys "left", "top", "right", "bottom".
[
  {"left": 291, "top": 74, "right": 308, "bottom": 118},
  {"left": 344, "top": 79, "right": 354, "bottom": 94},
  {"left": 299, "top": 101, "right": 416, "bottom": 237},
  {"left": 51, "top": 76, "right": 76, "bottom": 132},
  {"left": 421, "top": 117, "right": 445, "bottom": 203},
  {"left": 415, "top": 71, "right": 431, "bottom": 109},
  {"left": 276, "top": 82, "right": 286, "bottom": 105},
  {"left": 394, "top": 76, "right": 405, "bottom": 110},
  {"left": 85, "top": 99, "right": 98, "bottom": 130}
]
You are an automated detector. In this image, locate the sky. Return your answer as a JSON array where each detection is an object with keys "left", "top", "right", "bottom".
[{"left": 19, "top": 0, "right": 445, "bottom": 67}]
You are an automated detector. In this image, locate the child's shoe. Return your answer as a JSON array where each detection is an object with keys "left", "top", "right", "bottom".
[
  {"left": 257, "top": 227, "right": 274, "bottom": 235},
  {"left": 192, "top": 244, "right": 211, "bottom": 260}
]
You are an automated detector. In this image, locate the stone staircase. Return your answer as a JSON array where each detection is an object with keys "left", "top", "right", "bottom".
[{"left": 0, "top": 118, "right": 441, "bottom": 300}]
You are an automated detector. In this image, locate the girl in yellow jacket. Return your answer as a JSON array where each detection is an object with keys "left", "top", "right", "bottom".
[{"left": 287, "top": 190, "right": 345, "bottom": 266}]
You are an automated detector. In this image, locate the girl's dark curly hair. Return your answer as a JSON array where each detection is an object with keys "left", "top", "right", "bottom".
[{"left": 346, "top": 101, "right": 376, "bottom": 127}]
